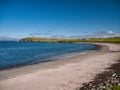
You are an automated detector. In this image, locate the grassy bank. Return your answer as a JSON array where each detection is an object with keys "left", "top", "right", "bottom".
[
  {"left": 20, "top": 37, "right": 120, "bottom": 43},
  {"left": 20, "top": 37, "right": 81, "bottom": 43},
  {"left": 82, "top": 37, "right": 120, "bottom": 43}
]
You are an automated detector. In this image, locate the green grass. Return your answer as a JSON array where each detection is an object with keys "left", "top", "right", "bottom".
[
  {"left": 82, "top": 37, "right": 120, "bottom": 43},
  {"left": 110, "top": 86, "right": 120, "bottom": 90},
  {"left": 20, "top": 37, "right": 120, "bottom": 43},
  {"left": 20, "top": 37, "right": 81, "bottom": 43}
]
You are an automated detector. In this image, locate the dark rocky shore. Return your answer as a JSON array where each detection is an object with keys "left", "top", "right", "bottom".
[{"left": 78, "top": 59, "right": 120, "bottom": 90}]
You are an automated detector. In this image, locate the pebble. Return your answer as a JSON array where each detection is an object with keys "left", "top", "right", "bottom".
[{"left": 80, "top": 73, "right": 120, "bottom": 90}]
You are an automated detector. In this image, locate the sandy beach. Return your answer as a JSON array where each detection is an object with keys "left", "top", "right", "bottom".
[{"left": 0, "top": 43, "right": 120, "bottom": 90}]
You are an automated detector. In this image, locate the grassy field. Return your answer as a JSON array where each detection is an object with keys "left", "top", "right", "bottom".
[
  {"left": 110, "top": 86, "right": 120, "bottom": 90},
  {"left": 20, "top": 37, "right": 120, "bottom": 43},
  {"left": 82, "top": 37, "right": 120, "bottom": 43},
  {"left": 20, "top": 37, "right": 81, "bottom": 43}
]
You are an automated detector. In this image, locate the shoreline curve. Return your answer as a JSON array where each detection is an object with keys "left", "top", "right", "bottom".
[{"left": 0, "top": 43, "right": 120, "bottom": 90}]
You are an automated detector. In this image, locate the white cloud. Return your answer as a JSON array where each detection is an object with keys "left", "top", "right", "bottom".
[
  {"left": 0, "top": 36, "right": 18, "bottom": 41},
  {"left": 103, "top": 35, "right": 108, "bottom": 38},
  {"left": 108, "top": 31, "right": 113, "bottom": 34}
]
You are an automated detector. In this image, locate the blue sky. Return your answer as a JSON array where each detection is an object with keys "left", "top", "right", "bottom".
[{"left": 0, "top": 0, "right": 120, "bottom": 39}]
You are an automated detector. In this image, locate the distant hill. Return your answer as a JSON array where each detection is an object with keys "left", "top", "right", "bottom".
[
  {"left": 20, "top": 37, "right": 120, "bottom": 43},
  {"left": 82, "top": 37, "right": 120, "bottom": 43},
  {"left": 20, "top": 37, "right": 81, "bottom": 43}
]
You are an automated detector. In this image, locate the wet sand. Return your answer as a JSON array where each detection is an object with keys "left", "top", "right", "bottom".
[{"left": 0, "top": 43, "right": 120, "bottom": 90}]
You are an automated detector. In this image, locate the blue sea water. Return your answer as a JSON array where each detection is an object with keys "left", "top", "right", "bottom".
[{"left": 0, "top": 41, "right": 95, "bottom": 69}]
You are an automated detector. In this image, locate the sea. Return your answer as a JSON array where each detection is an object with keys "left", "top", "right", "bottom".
[{"left": 0, "top": 41, "right": 95, "bottom": 69}]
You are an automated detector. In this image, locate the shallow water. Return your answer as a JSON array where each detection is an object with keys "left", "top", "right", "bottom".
[{"left": 0, "top": 41, "right": 95, "bottom": 69}]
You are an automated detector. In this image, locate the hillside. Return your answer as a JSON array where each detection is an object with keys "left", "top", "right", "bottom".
[
  {"left": 83, "top": 37, "right": 120, "bottom": 43},
  {"left": 20, "top": 37, "right": 81, "bottom": 43},
  {"left": 20, "top": 37, "right": 120, "bottom": 43}
]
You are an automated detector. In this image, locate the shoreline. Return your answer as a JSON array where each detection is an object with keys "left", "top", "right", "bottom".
[
  {"left": 0, "top": 43, "right": 96, "bottom": 71},
  {"left": 0, "top": 43, "right": 120, "bottom": 90},
  {"left": 0, "top": 43, "right": 102, "bottom": 81}
]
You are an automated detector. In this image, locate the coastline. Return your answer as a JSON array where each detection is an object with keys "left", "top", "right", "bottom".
[
  {"left": 0, "top": 43, "right": 101, "bottom": 80},
  {"left": 0, "top": 43, "right": 120, "bottom": 90},
  {"left": 0, "top": 43, "right": 95, "bottom": 70}
]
